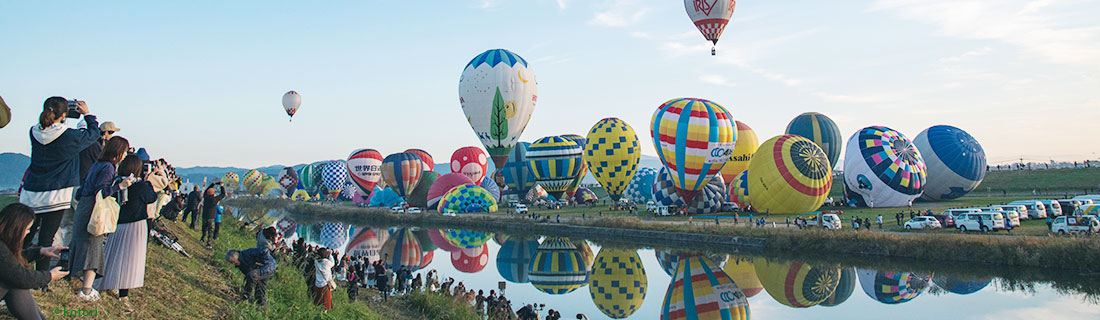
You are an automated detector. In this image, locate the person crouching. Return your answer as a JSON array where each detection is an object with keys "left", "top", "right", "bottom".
[{"left": 225, "top": 247, "right": 277, "bottom": 306}]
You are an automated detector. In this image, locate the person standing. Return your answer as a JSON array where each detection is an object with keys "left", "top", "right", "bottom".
[
  {"left": 877, "top": 215, "right": 883, "bottom": 229},
  {"left": 181, "top": 186, "right": 201, "bottom": 229},
  {"left": 94, "top": 155, "right": 160, "bottom": 307},
  {"left": 199, "top": 184, "right": 226, "bottom": 247},
  {"left": 78, "top": 122, "right": 118, "bottom": 184},
  {"left": 0, "top": 203, "right": 70, "bottom": 320},
  {"left": 21, "top": 97, "right": 99, "bottom": 273},
  {"left": 313, "top": 249, "right": 335, "bottom": 311},
  {"left": 225, "top": 247, "right": 277, "bottom": 306},
  {"left": 69, "top": 136, "right": 131, "bottom": 301}
]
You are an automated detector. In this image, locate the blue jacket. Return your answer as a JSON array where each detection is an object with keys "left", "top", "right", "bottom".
[
  {"left": 238, "top": 247, "right": 277, "bottom": 277},
  {"left": 77, "top": 161, "right": 122, "bottom": 198},
  {"left": 23, "top": 115, "right": 100, "bottom": 192}
]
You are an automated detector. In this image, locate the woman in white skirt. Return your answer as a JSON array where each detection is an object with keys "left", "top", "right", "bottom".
[{"left": 93, "top": 155, "right": 160, "bottom": 305}]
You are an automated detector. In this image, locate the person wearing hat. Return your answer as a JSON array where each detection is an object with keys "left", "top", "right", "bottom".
[{"left": 79, "top": 122, "right": 120, "bottom": 184}]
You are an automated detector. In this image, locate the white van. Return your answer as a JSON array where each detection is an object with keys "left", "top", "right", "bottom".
[
  {"left": 994, "top": 205, "right": 1030, "bottom": 220},
  {"left": 943, "top": 208, "right": 982, "bottom": 220},
  {"left": 1071, "top": 195, "right": 1100, "bottom": 204},
  {"left": 1051, "top": 215, "right": 1100, "bottom": 234},
  {"left": 979, "top": 207, "right": 1020, "bottom": 227},
  {"left": 1007, "top": 200, "right": 1048, "bottom": 219},
  {"left": 956, "top": 212, "right": 1005, "bottom": 232},
  {"left": 1038, "top": 200, "right": 1063, "bottom": 216}
]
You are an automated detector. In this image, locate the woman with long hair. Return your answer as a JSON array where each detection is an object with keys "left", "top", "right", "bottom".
[
  {"left": 93, "top": 155, "right": 158, "bottom": 307},
  {"left": 68, "top": 136, "right": 133, "bottom": 301},
  {"left": 0, "top": 203, "right": 69, "bottom": 319},
  {"left": 21, "top": 97, "right": 99, "bottom": 273}
]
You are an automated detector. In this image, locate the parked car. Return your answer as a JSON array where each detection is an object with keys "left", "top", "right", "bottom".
[
  {"left": 1071, "top": 195, "right": 1100, "bottom": 204},
  {"left": 978, "top": 207, "right": 1020, "bottom": 228},
  {"left": 515, "top": 204, "right": 529, "bottom": 214},
  {"left": 390, "top": 206, "right": 405, "bottom": 213},
  {"left": 943, "top": 208, "right": 982, "bottom": 220},
  {"left": 994, "top": 205, "right": 1030, "bottom": 220},
  {"left": 956, "top": 212, "right": 1005, "bottom": 232},
  {"left": 804, "top": 213, "right": 842, "bottom": 230},
  {"left": 1051, "top": 215, "right": 1100, "bottom": 234},
  {"left": 928, "top": 214, "right": 955, "bottom": 228},
  {"left": 406, "top": 207, "right": 422, "bottom": 214},
  {"left": 904, "top": 216, "right": 942, "bottom": 230},
  {"left": 1038, "top": 200, "right": 1063, "bottom": 217},
  {"left": 1057, "top": 199, "right": 1091, "bottom": 217},
  {"left": 443, "top": 210, "right": 457, "bottom": 216},
  {"left": 1007, "top": 200, "right": 1048, "bottom": 219}
]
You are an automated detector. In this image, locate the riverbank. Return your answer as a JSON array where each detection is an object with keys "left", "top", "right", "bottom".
[{"left": 244, "top": 198, "right": 1100, "bottom": 272}]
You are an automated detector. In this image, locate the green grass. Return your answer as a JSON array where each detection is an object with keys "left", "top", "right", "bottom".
[{"left": 400, "top": 291, "right": 480, "bottom": 320}]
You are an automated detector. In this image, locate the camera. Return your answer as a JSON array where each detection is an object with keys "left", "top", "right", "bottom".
[
  {"left": 143, "top": 162, "right": 154, "bottom": 176},
  {"left": 58, "top": 248, "right": 70, "bottom": 272},
  {"left": 66, "top": 99, "right": 82, "bottom": 118}
]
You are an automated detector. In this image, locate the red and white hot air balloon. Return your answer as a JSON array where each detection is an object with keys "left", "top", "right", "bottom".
[{"left": 684, "top": 0, "right": 737, "bottom": 55}]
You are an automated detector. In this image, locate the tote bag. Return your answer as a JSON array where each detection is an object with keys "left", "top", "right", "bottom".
[{"left": 88, "top": 190, "right": 120, "bottom": 236}]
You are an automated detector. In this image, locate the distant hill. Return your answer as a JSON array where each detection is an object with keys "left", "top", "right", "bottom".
[{"left": 0, "top": 153, "right": 30, "bottom": 190}]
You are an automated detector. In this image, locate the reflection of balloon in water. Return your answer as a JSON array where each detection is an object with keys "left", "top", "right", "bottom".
[
  {"left": 660, "top": 255, "right": 749, "bottom": 320},
  {"left": 913, "top": 125, "right": 986, "bottom": 201},
  {"left": 411, "top": 229, "right": 437, "bottom": 252},
  {"left": 427, "top": 229, "right": 463, "bottom": 253},
  {"left": 785, "top": 112, "right": 843, "bottom": 170},
  {"left": 318, "top": 222, "right": 351, "bottom": 252},
  {"left": 443, "top": 229, "right": 492, "bottom": 249},
  {"left": 450, "top": 146, "right": 488, "bottom": 184},
  {"left": 428, "top": 173, "right": 475, "bottom": 211},
  {"left": 843, "top": 126, "right": 926, "bottom": 207},
  {"left": 346, "top": 228, "right": 388, "bottom": 262},
  {"left": 347, "top": 149, "right": 384, "bottom": 195},
  {"left": 728, "top": 170, "right": 750, "bottom": 207},
  {"left": 502, "top": 142, "right": 536, "bottom": 195},
  {"left": 682, "top": 0, "right": 737, "bottom": 55},
  {"left": 624, "top": 167, "right": 659, "bottom": 204},
  {"left": 406, "top": 172, "right": 438, "bottom": 208},
  {"left": 856, "top": 269, "right": 932, "bottom": 304},
  {"left": 282, "top": 90, "right": 301, "bottom": 121},
  {"left": 381, "top": 228, "right": 422, "bottom": 270},
  {"left": 560, "top": 134, "right": 589, "bottom": 198},
  {"left": 321, "top": 161, "right": 349, "bottom": 199},
  {"left": 459, "top": 48, "right": 538, "bottom": 170},
  {"left": 275, "top": 216, "right": 297, "bottom": 239},
  {"left": 529, "top": 238, "right": 588, "bottom": 295},
  {"left": 403, "top": 149, "right": 435, "bottom": 173},
  {"left": 451, "top": 244, "right": 489, "bottom": 273},
  {"left": 655, "top": 250, "right": 727, "bottom": 277},
  {"left": 418, "top": 251, "right": 434, "bottom": 270},
  {"left": 439, "top": 185, "right": 498, "bottom": 213},
  {"left": 747, "top": 135, "right": 832, "bottom": 214},
  {"left": 585, "top": 118, "right": 641, "bottom": 201},
  {"left": 589, "top": 249, "right": 648, "bottom": 319},
  {"left": 933, "top": 276, "right": 990, "bottom": 295},
  {"left": 720, "top": 121, "right": 759, "bottom": 182},
  {"left": 381, "top": 153, "right": 423, "bottom": 198},
  {"left": 755, "top": 259, "right": 840, "bottom": 308},
  {"left": 276, "top": 167, "right": 299, "bottom": 192},
  {"left": 527, "top": 136, "right": 584, "bottom": 199},
  {"left": 651, "top": 98, "right": 736, "bottom": 204},
  {"left": 575, "top": 240, "right": 595, "bottom": 271},
  {"left": 497, "top": 237, "right": 539, "bottom": 283},
  {"left": 821, "top": 267, "right": 856, "bottom": 307},
  {"left": 722, "top": 255, "right": 763, "bottom": 298}
]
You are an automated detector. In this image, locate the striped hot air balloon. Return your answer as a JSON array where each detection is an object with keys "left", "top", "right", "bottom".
[
  {"left": 728, "top": 170, "right": 750, "bottom": 207},
  {"left": 242, "top": 170, "right": 264, "bottom": 194},
  {"left": 722, "top": 255, "right": 763, "bottom": 298},
  {"left": 348, "top": 149, "right": 384, "bottom": 195},
  {"left": 502, "top": 142, "right": 536, "bottom": 195},
  {"left": 719, "top": 121, "right": 759, "bottom": 182},
  {"left": 298, "top": 164, "right": 320, "bottom": 194},
  {"left": 527, "top": 136, "right": 584, "bottom": 199},
  {"left": 660, "top": 255, "right": 749, "bottom": 320},
  {"left": 404, "top": 149, "right": 436, "bottom": 173},
  {"left": 529, "top": 238, "right": 588, "bottom": 295},
  {"left": 651, "top": 98, "right": 736, "bottom": 204},
  {"left": 497, "top": 237, "right": 539, "bottom": 283},
  {"left": 585, "top": 118, "right": 641, "bottom": 201},
  {"left": 785, "top": 112, "right": 842, "bottom": 169},
  {"left": 748, "top": 135, "right": 832, "bottom": 214},
  {"left": 560, "top": 134, "right": 589, "bottom": 198},
  {"left": 381, "top": 153, "right": 423, "bottom": 199}
]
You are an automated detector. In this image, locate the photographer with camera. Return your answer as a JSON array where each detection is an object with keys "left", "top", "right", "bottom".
[
  {"left": 68, "top": 136, "right": 132, "bottom": 301},
  {"left": 200, "top": 182, "right": 226, "bottom": 248},
  {"left": 93, "top": 155, "right": 159, "bottom": 307},
  {"left": 0, "top": 203, "right": 70, "bottom": 320},
  {"left": 21, "top": 97, "right": 100, "bottom": 275}
]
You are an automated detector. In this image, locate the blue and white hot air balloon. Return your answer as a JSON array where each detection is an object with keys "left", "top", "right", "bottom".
[{"left": 913, "top": 125, "right": 986, "bottom": 201}]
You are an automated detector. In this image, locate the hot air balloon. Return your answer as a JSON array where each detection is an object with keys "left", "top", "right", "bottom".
[
  {"left": 381, "top": 228, "right": 423, "bottom": 270},
  {"left": 451, "top": 146, "right": 488, "bottom": 185},
  {"left": 933, "top": 276, "right": 990, "bottom": 295},
  {"left": 719, "top": 121, "right": 758, "bottom": 182},
  {"left": 497, "top": 237, "right": 539, "bottom": 283},
  {"left": 428, "top": 173, "right": 475, "bottom": 211},
  {"left": 660, "top": 255, "right": 749, "bottom": 320},
  {"left": 913, "top": 125, "right": 986, "bottom": 201},
  {"left": 655, "top": 250, "right": 728, "bottom": 277},
  {"left": 381, "top": 153, "right": 423, "bottom": 199},
  {"left": 276, "top": 167, "right": 299, "bottom": 192},
  {"left": 321, "top": 160, "right": 349, "bottom": 199},
  {"left": 573, "top": 188, "right": 598, "bottom": 204},
  {"left": 560, "top": 134, "right": 589, "bottom": 198},
  {"left": 755, "top": 259, "right": 840, "bottom": 308},
  {"left": 722, "top": 255, "right": 763, "bottom": 298},
  {"left": 368, "top": 187, "right": 403, "bottom": 207},
  {"left": 589, "top": 249, "right": 648, "bottom": 319},
  {"left": 843, "top": 126, "right": 926, "bottom": 207},
  {"left": 479, "top": 177, "right": 501, "bottom": 202},
  {"left": 242, "top": 169, "right": 264, "bottom": 194},
  {"left": 687, "top": 178, "right": 725, "bottom": 214},
  {"left": 747, "top": 135, "right": 832, "bottom": 214},
  {"left": 653, "top": 168, "right": 687, "bottom": 207},
  {"left": 785, "top": 112, "right": 842, "bottom": 170},
  {"left": 439, "top": 185, "right": 498, "bottom": 213},
  {"left": 427, "top": 229, "right": 464, "bottom": 253},
  {"left": 291, "top": 189, "right": 310, "bottom": 201},
  {"left": 526, "top": 184, "right": 549, "bottom": 202},
  {"left": 821, "top": 267, "right": 856, "bottom": 307},
  {"left": 625, "top": 167, "right": 659, "bottom": 204},
  {"left": 0, "top": 94, "right": 10, "bottom": 129},
  {"left": 459, "top": 49, "right": 538, "bottom": 171},
  {"left": 683, "top": 0, "right": 737, "bottom": 55},
  {"left": 585, "top": 118, "right": 641, "bottom": 201},
  {"left": 407, "top": 172, "right": 439, "bottom": 208},
  {"left": 318, "top": 222, "right": 351, "bottom": 252},
  {"left": 529, "top": 238, "right": 588, "bottom": 295},
  {"left": 856, "top": 269, "right": 932, "bottom": 304},
  {"left": 451, "top": 244, "right": 489, "bottom": 273},
  {"left": 502, "top": 142, "right": 536, "bottom": 195},
  {"left": 442, "top": 229, "right": 492, "bottom": 249},
  {"left": 348, "top": 149, "right": 384, "bottom": 195},
  {"left": 346, "top": 228, "right": 389, "bottom": 262},
  {"left": 403, "top": 149, "right": 436, "bottom": 173},
  {"left": 282, "top": 90, "right": 301, "bottom": 121},
  {"left": 527, "top": 136, "right": 584, "bottom": 199},
  {"left": 298, "top": 164, "right": 320, "bottom": 194},
  {"left": 651, "top": 98, "right": 736, "bottom": 204},
  {"left": 728, "top": 170, "right": 750, "bottom": 207}
]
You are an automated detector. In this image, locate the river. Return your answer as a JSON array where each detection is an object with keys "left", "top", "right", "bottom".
[{"left": 234, "top": 206, "right": 1100, "bottom": 320}]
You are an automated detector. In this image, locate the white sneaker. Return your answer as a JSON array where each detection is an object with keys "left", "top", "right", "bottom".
[{"left": 77, "top": 289, "right": 101, "bottom": 301}]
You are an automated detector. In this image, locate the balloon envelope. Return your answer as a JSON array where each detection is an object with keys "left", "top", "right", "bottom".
[
  {"left": 913, "top": 125, "right": 986, "bottom": 201},
  {"left": 560, "top": 134, "right": 589, "bottom": 198},
  {"left": 428, "top": 173, "right": 476, "bottom": 211},
  {"left": 381, "top": 228, "right": 423, "bottom": 270},
  {"left": 439, "top": 185, "right": 498, "bottom": 213},
  {"left": 497, "top": 237, "right": 539, "bottom": 283},
  {"left": 451, "top": 146, "right": 489, "bottom": 185},
  {"left": 282, "top": 91, "right": 301, "bottom": 118},
  {"left": 747, "top": 135, "right": 832, "bottom": 214},
  {"left": 321, "top": 160, "right": 349, "bottom": 198},
  {"left": 585, "top": 118, "right": 641, "bottom": 201},
  {"left": 660, "top": 255, "right": 749, "bottom": 320},
  {"left": 407, "top": 172, "right": 439, "bottom": 208},
  {"left": 348, "top": 149, "right": 384, "bottom": 195},
  {"left": 756, "top": 259, "right": 840, "bottom": 308},
  {"left": 451, "top": 244, "right": 489, "bottom": 273},
  {"left": 683, "top": 0, "right": 737, "bottom": 45},
  {"left": 381, "top": 153, "right": 423, "bottom": 198},
  {"left": 720, "top": 121, "right": 759, "bottom": 182},
  {"left": 624, "top": 167, "right": 659, "bottom": 204},
  {"left": 651, "top": 98, "right": 736, "bottom": 203},
  {"left": 502, "top": 142, "right": 536, "bottom": 195},
  {"left": 459, "top": 49, "right": 538, "bottom": 170},
  {"left": 856, "top": 269, "right": 932, "bottom": 305},
  {"left": 785, "top": 112, "right": 843, "bottom": 169},
  {"left": 843, "top": 126, "right": 926, "bottom": 207},
  {"left": 728, "top": 170, "right": 750, "bottom": 207},
  {"left": 529, "top": 238, "right": 588, "bottom": 295},
  {"left": 276, "top": 167, "right": 299, "bottom": 191},
  {"left": 527, "top": 136, "right": 584, "bottom": 199},
  {"left": 404, "top": 149, "right": 435, "bottom": 173},
  {"left": 589, "top": 249, "right": 648, "bottom": 319}
]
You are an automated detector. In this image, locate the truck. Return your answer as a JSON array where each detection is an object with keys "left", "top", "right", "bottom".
[
  {"left": 803, "top": 213, "right": 842, "bottom": 230},
  {"left": 514, "top": 204, "right": 528, "bottom": 214},
  {"left": 1051, "top": 215, "right": 1100, "bottom": 234}
]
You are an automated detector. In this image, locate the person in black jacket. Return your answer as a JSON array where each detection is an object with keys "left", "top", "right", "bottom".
[
  {"left": 200, "top": 184, "right": 226, "bottom": 247},
  {"left": 181, "top": 186, "right": 201, "bottom": 229},
  {"left": 0, "top": 203, "right": 69, "bottom": 319},
  {"left": 159, "top": 195, "right": 185, "bottom": 221},
  {"left": 226, "top": 247, "right": 277, "bottom": 306},
  {"left": 93, "top": 155, "right": 158, "bottom": 305}
]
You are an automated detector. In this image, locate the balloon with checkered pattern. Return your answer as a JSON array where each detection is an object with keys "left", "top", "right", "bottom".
[
  {"left": 842, "top": 126, "right": 926, "bottom": 207},
  {"left": 584, "top": 118, "right": 641, "bottom": 201},
  {"left": 588, "top": 248, "right": 648, "bottom": 319},
  {"left": 683, "top": 0, "right": 737, "bottom": 55}
]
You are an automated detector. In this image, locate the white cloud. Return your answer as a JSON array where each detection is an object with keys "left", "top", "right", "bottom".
[
  {"left": 556, "top": 0, "right": 569, "bottom": 10},
  {"left": 940, "top": 46, "right": 994, "bottom": 62},
  {"left": 589, "top": 0, "right": 652, "bottom": 27},
  {"left": 870, "top": 0, "right": 1100, "bottom": 69},
  {"left": 699, "top": 74, "right": 737, "bottom": 88},
  {"left": 476, "top": 0, "right": 501, "bottom": 9},
  {"left": 629, "top": 31, "right": 652, "bottom": 39}
]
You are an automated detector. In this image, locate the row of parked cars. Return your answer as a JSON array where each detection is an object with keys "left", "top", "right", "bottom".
[{"left": 904, "top": 195, "right": 1100, "bottom": 234}]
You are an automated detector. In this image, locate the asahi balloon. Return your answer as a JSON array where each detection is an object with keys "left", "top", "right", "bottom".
[
  {"left": 282, "top": 91, "right": 301, "bottom": 121},
  {"left": 651, "top": 98, "right": 736, "bottom": 204},
  {"left": 459, "top": 49, "right": 538, "bottom": 170}
]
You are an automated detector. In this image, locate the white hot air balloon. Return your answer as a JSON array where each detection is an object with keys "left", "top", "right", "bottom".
[
  {"left": 458, "top": 49, "right": 538, "bottom": 171},
  {"left": 282, "top": 91, "right": 301, "bottom": 122}
]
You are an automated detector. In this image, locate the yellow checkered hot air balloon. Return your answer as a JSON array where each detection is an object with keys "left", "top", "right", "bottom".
[
  {"left": 221, "top": 172, "right": 239, "bottom": 192},
  {"left": 719, "top": 121, "right": 758, "bottom": 182},
  {"left": 747, "top": 135, "right": 832, "bottom": 214},
  {"left": 661, "top": 255, "right": 749, "bottom": 320},
  {"left": 584, "top": 118, "right": 641, "bottom": 201},
  {"left": 755, "top": 259, "right": 840, "bottom": 308},
  {"left": 589, "top": 249, "right": 648, "bottom": 319},
  {"left": 651, "top": 98, "right": 736, "bottom": 204}
]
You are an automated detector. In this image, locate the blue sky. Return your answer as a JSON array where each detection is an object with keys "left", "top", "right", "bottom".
[{"left": 2, "top": 0, "right": 1098, "bottom": 168}]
